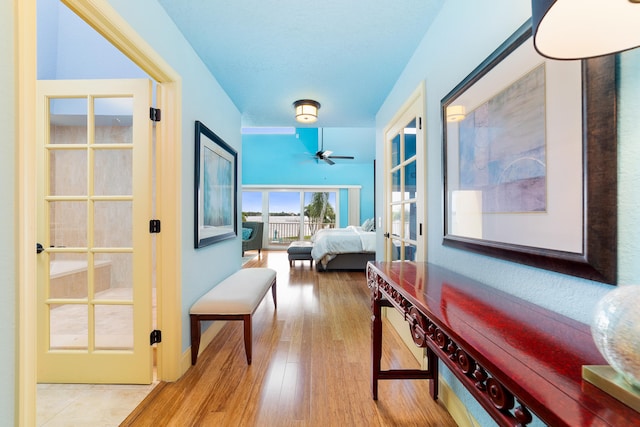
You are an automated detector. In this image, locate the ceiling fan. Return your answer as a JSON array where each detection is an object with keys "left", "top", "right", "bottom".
[{"left": 314, "top": 128, "right": 355, "bottom": 165}]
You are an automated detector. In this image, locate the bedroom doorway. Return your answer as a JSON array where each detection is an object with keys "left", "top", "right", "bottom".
[{"left": 383, "top": 83, "right": 426, "bottom": 262}]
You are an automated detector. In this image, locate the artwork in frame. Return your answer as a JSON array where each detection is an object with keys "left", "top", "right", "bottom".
[
  {"left": 194, "top": 120, "right": 238, "bottom": 248},
  {"left": 441, "top": 20, "right": 617, "bottom": 284}
]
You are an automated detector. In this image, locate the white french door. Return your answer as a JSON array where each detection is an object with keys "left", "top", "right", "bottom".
[
  {"left": 383, "top": 85, "right": 426, "bottom": 262},
  {"left": 36, "top": 79, "right": 154, "bottom": 384}
]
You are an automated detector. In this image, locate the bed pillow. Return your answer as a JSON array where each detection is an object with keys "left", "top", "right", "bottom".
[
  {"left": 367, "top": 218, "right": 376, "bottom": 231},
  {"left": 362, "top": 218, "right": 375, "bottom": 232},
  {"left": 242, "top": 227, "right": 253, "bottom": 240}
]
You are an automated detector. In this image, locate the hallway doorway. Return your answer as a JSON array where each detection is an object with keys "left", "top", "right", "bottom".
[{"left": 19, "top": 0, "right": 182, "bottom": 424}]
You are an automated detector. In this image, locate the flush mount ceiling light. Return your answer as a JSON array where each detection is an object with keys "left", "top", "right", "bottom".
[
  {"left": 532, "top": 0, "right": 640, "bottom": 60},
  {"left": 293, "top": 99, "right": 320, "bottom": 123}
]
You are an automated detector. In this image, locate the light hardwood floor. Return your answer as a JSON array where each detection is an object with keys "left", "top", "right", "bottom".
[{"left": 122, "top": 251, "right": 457, "bottom": 426}]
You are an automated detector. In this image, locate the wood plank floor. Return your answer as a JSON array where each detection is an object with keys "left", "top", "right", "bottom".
[{"left": 122, "top": 251, "right": 457, "bottom": 427}]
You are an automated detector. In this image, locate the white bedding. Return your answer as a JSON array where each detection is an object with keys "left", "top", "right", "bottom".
[{"left": 311, "top": 225, "right": 376, "bottom": 267}]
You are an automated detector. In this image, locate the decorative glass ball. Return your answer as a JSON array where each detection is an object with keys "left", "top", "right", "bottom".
[{"left": 591, "top": 285, "right": 640, "bottom": 389}]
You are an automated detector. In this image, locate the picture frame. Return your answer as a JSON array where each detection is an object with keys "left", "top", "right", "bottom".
[
  {"left": 441, "top": 21, "right": 617, "bottom": 284},
  {"left": 194, "top": 120, "right": 238, "bottom": 248}
]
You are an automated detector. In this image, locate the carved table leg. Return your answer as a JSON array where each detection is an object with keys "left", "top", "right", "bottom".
[
  {"left": 427, "top": 347, "right": 439, "bottom": 400},
  {"left": 371, "top": 290, "right": 382, "bottom": 400}
]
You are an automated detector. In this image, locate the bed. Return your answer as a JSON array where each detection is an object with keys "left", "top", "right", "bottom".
[{"left": 311, "top": 225, "right": 376, "bottom": 271}]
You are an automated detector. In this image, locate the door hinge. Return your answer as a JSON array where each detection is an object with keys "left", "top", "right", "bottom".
[
  {"left": 150, "top": 107, "right": 161, "bottom": 122},
  {"left": 149, "top": 219, "right": 161, "bottom": 233},
  {"left": 150, "top": 329, "right": 162, "bottom": 345},
  {"left": 419, "top": 223, "right": 423, "bottom": 236},
  {"left": 418, "top": 117, "right": 422, "bottom": 130}
]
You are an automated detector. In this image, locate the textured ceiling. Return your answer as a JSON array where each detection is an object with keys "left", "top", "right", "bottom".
[{"left": 157, "top": 0, "right": 444, "bottom": 128}]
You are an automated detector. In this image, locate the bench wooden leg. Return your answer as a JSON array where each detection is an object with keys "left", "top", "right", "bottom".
[
  {"left": 190, "top": 275, "right": 277, "bottom": 367},
  {"left": 243, "top": 314, "right": 252, "bottom": 365},
  {"left": 190, "top": 315, "right": 201, "bottom": 365},
  {"left": 271, "top": 280, "right": 277, "bottom": 309}
]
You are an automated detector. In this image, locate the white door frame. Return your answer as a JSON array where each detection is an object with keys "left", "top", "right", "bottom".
[
  {"left": 379, "top": 82, "right": 427, "bottom": 366},
  {"left": 17, "top": 0, "right": 182, "bottom": 424},
  {"left": 382, "top": 82, "right": 427, "bottom": 262}
]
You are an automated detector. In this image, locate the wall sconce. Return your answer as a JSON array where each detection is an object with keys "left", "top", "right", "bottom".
[
  {"left": 446, "top": 105, "right": 466, "bottom": 122},
  {"left": 532, "top": 0, "right": 640, "bottom": 60},
  {"left": 293, "top": 99, "right": 321, "bottom": 123}
]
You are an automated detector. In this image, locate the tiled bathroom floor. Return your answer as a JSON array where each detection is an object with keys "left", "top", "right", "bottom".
[
  {"left": 49, "top": 288, "right": 137, "bottom": 350},
  {"left": 37, "top": 272, "right": 160, "bottom": 426},
  {"left": 38, "top": 286, "right": 158, "bottom": 426},
  {"left": 37, "top": 382, "right": 158, "bottom": 426}
]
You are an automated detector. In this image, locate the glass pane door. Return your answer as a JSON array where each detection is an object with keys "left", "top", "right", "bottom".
[
  {"left": 268, "top": 191, "right": 301, "bottom": 247},
  {"left": 242, "top": 189, "right": 340, "bottom": 247},
  {"left": 384, "top": 86, "right": 426, "bottom": 263},
  {"left": 242, "top": 191, "right": 263, "bottom": 223},
  {"left": 46, "top": 97, "right": 135, "bottom": 351},
  {"left": 37, "top": 79, "right": 153, "bottom": 384},
  {"left": 303, "top": 191, "right": 336, "bottom": 240},
  {"left": 388, "top": 120, "right": 418, "bottom": 261}
]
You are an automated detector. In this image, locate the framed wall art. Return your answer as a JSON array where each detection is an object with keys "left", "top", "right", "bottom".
[
  {"left": 194, "top": 120, "right": 238, "bottom": 248},
  {"left": 441, "top": 21, "right": 617, "bottom": 284}
]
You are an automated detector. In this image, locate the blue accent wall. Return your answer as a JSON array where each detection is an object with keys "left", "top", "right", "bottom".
[{"left": 242, "top": 127, "right": 375, "bottom": 224}]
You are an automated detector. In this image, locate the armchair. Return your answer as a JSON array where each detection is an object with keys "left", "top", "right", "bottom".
[{"left": 242, "top": 221, "right": 264, "bottom": 256}]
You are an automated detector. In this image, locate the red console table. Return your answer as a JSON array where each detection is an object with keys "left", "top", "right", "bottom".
[{"left": 367, "top": 261, "right": 640, "bottom": 427}]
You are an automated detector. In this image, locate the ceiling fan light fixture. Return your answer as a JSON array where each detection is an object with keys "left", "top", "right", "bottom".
[
  {"left": 293, "top": 99, "right": 320, "bottom": 123},
  {"left": 532, "top": 0, "right": 640, "bottom": 60}
]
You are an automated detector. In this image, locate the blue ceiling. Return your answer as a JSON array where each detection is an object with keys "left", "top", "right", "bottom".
[{"left": 157, "top": 0, "right": 444, "bottom": 128}]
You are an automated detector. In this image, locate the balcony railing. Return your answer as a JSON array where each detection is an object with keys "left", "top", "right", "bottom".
[{"left": 266, "top": 221, "right": 335, "bottom": 246}]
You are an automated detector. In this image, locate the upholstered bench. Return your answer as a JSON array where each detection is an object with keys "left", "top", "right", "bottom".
[
  {"left": 189, "top": 267, "right": 277, "bottom": 365},
  {"left": 287, "top": 241, "right": 314, "bottom": 267}
]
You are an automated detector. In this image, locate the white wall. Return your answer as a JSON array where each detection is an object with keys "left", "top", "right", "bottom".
[
  {"left": 376, "top": 0, "right": 640, "bottom": 424},
  {"left": 1, "top": 0, "right": 16, "bottom": 423},
  {"left": 106, "top": 0, "right": 243, "bottom": 352}
]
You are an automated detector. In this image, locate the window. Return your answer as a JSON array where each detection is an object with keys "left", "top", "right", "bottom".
[{"left": 242, "top": 186, "right": 355, "bottom": 249}]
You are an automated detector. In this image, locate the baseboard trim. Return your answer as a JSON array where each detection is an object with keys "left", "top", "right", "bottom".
[
  {"left": 383, "top": 307, "right": 479, "bottom": 427},
  {"left": 179, "top": 320, "right": 227, "bottom": 375},
  {"left": 438, "top": 378, "right": 481, "bottom": 427}
]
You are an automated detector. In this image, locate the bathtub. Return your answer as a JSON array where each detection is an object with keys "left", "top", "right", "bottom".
[{"left": 49, "top": 259, "right": 112, "bottom": 299}]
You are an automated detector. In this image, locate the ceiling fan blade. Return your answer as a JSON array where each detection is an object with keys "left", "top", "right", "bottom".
[
  {"left": 327, "top": 155, "right": 354, "bottom": 160},
  {"left": 314, "top": 136, "right": 353, "bottom": 164}
]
